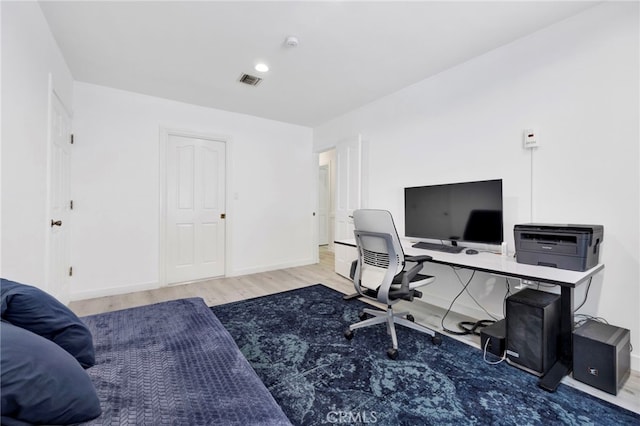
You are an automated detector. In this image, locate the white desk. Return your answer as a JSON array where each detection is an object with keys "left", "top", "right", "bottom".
[{"left": 335, "top": 238, "right": 605, "bottom": 392}]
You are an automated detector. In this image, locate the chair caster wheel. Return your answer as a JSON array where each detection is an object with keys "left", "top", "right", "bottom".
[
  {"left": 344, "top": 329, "right": 354, "bottom": 340},
  {"left": 358, "top": 311, "right": 368, "bottom": 320},
  {"left": 406, "top": 314, "right": 415, "bottom": 322},
  {"left": 387, "top": 348, "right": 399, "bottom": 360},
  {"left": 432, "top": 335, "right": 442, "bottom": 345}
]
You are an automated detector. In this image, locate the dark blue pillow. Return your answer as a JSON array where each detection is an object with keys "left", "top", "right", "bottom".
[
  {"left": 0, "top": 278, "right": 95, "bottom": 368},
  {"left": 0, "top": 321, "right": 102, "bottom": 424}
]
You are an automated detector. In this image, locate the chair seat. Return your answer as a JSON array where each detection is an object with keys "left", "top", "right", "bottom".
[{"left": 361, "top": 272, "right": 434, "bottom": 293}]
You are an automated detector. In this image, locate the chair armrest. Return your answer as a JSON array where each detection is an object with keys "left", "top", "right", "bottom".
[
  {"left": 399, "top": 262, "right": 424, "bottom": 283},
  {"left": 404, "top": 255, "right": 432, "bottom": 264},
  {"left": 399, "top": 255, "right": 433, "bottom": 285}
]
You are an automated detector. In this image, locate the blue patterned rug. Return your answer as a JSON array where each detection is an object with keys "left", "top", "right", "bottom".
[{"left": 211, "top": 284, "right": 639, "bottom": 425}]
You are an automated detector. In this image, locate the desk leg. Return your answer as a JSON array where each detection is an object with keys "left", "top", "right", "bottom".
[{"left": 539, "top": 286, "right": 574, "bottom": 392}]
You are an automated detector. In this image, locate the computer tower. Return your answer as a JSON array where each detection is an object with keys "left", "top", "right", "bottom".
[
  {"left": 506, "top": 288, "right": 561, "bottom": 376},
  {"left": 573, "top": 320, "right": 630, "bottom": 395}
]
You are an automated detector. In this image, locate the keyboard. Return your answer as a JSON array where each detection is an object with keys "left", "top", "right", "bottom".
[{"left": 411, "top": 241, "right": 466, "bottom": 253}]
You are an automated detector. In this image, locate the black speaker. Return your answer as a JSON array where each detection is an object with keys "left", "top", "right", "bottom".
[
  {"left": 506, "top": 288, "right": 561, "bottom": 376},
  {"left": 481, "top": 319, "right": 506, "bottom": 357},
  {"left": 573, "top": 320, "right": 631, "bottom": 395}
]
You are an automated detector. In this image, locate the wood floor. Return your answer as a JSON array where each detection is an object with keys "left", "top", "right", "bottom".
[
  {"left": 69, "top": 248, "right": 352, "bottom": 317},
  {"left": 69, "top": 247, "right": 639, "bottom": 415}
]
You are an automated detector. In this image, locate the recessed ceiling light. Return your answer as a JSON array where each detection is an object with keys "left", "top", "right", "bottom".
[{"left": 254, "top": 63, "right": 269, "bottom": 73}]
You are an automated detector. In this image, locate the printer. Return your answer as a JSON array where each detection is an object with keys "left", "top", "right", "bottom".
[{"left": 514, "top": 224, "right": 603, "bottom": 271}]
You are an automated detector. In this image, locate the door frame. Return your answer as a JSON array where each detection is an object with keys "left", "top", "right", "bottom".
[
  {"left": 312, "top": 134, "right": 367, "bottom": 257},
  {"left": 334, "top": 134, "right": 366, "bottom": 241},
  {"left": 158, "top": 127, "right": 232, "bottom": 286}
]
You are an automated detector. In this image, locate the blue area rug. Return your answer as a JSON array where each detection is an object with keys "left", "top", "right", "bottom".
[{"left": 211, "top": 284, "right": 639, "bottom": 425}]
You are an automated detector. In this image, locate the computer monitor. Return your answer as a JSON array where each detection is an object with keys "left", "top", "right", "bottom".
[{"left": 404, "top": 179, "right": 503, "bottom": 245}]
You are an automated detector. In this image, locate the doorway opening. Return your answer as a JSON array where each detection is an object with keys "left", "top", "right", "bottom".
[{"left": 318, "top": 149, "right": 336, "bottom": 254}]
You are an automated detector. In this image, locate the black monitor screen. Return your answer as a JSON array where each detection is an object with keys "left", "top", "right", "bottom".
[{"left": 404, "top": 179, "right": 503, "bottom": 245}]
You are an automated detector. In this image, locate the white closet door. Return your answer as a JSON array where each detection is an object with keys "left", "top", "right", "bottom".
[
  {"left": 165, "top": 135, "right": 226, "bottom": 284},
  {"left": 47, "top": 92, "right": 72, "bottom": 303}
]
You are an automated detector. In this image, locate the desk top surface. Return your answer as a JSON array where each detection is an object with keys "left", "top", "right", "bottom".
[{"left": 335, "top": 238, "right": 603, "bottom": 287}]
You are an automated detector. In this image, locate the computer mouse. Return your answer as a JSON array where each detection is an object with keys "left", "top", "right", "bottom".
[{"left": 465, "top": 249, "right": 479, "bottom": 255}]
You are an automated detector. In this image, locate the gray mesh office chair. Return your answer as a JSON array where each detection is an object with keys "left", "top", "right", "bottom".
[{"left": 344, "top": 209, "right": 442, "bottom": 359}]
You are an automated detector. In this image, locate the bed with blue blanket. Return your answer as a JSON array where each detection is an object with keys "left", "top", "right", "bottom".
[{"left": 1, "top": 279, "right": 291, "bottom": 425}]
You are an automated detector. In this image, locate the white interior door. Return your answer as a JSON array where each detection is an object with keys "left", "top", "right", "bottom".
[
  {"left": 47, "top": 92, "right": 72, "bottom": 303},
  {"left": 335, "top": 135, "right": 362, "bottom": 242},
  {"left": 165, "top": 134, "right": 226, "bottom": 284},
  {"left": 318, "top": 164, "right": 330, "bottom": 245}
]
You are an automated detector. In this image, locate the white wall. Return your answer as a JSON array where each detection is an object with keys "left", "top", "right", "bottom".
[
  {"left": 314, "top": 2, "right": 639, "bottom": 368},
  {"left": 71, "top": 83, "right": 314, "bottom": 299},
  {"left": 1, "top": 2, "right": 74, "bottom": 293}
]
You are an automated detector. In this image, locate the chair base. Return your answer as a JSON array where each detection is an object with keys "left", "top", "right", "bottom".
[{"left": 345, "top": 306, "right": 441, "bottom": 358}]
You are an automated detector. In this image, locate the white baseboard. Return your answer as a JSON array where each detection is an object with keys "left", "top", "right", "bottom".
[
  {"left": 69, "top": 258, "right": 316, "bottom": 301},
  {"left": 70, "top": 280, "right": 160, "bottom": 302},
  {"left": 228, "top": 258, "right": 315, "bottom": 277},
  {"left": 420, "top": 292, "right": 502, "bottom": 322}
]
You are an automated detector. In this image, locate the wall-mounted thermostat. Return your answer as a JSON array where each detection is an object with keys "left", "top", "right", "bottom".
[{"left": 524, "top": 129, "right": 539, "bottom": 149}]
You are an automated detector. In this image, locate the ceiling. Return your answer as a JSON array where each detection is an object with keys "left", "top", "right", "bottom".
[{"left": 39, "top": 1, "right": 600, "bottom": 127}]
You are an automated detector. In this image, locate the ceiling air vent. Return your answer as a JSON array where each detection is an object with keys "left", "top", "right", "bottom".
[{"left": 239, "top": 73, "right": 262, "bottom": 86}]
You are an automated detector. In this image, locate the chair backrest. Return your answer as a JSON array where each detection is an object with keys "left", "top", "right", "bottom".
[{"left": 352, "top": 210, "right": 405, "bottom": 295}]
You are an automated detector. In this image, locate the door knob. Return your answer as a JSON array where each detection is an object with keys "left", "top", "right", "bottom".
[{"left": 51, "top": 220, "right": 62, "bottom": 227}]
